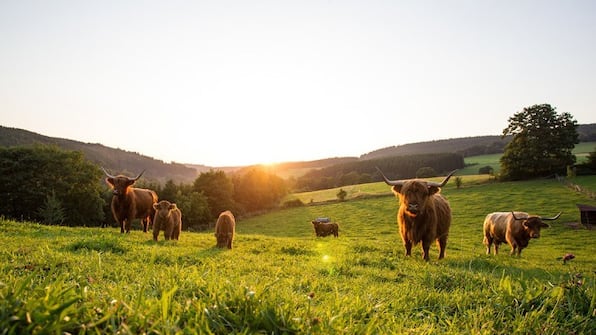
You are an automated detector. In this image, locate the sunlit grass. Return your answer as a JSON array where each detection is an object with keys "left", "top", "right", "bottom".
[{"left": 1, "top": 177, "right": 595, "bottom": 333}]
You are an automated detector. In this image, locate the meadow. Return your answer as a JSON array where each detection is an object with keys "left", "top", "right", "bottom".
[{"left": 1, "top": 176, "right": 595, "bottom": 334}]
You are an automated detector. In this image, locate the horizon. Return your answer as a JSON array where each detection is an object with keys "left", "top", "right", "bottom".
[
  {"left": 4, "top": 123, "right": 595, "bottom": 169},
  {"left": 2, "top": 1, "right": 595, "bottom": 166}
]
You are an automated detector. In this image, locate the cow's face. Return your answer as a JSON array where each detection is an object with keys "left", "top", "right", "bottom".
[
  {"left": 153, "top": 201, "right": 177, "bottom": 220},
  {"left": 392, "top": 181, "right": 440, "bottom": 217},
  {"left": 105, "top": 176, "right": 136, "bottom": 196},
  {"left": 522, "top": 217, "right": 549, "bottom": 238}
]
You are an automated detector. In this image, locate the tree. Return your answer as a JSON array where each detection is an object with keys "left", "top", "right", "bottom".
[
  {"left": 0, "top": 145, "right": 105, "bottom": 226},
  {"left": 500, "top": 104, "right": 578, "bottom": 180},
  {"left": 193, "top": 170, "right": 236, "bottom": 219},
  {"left": 232, "top": 167, "right": 287, "bottom": 213},
  {"left": 37, "top": 190, "right": 66, "bottom": 225},
  {"left": 176, "top": 191, "right": 211, "bottom": 231}
]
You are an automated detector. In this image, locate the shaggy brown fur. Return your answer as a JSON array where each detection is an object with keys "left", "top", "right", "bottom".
[
  {"left": 392, "top": 180, "right": 452, "bottom": 260},
  {"left": 105, "top": 173, "right": 158, "bottom": 233},
  {"left": 152, "top": 200, "right": 182, "bottom": 241},
  {"left": 215, "top": 210, "right": 236, "bottom": 249},
  {"left": 483, "top": 212, "right": 553, "bottom": 256},
  {"left": 311, "top": 221, "right": 339, "bottom": 237}
]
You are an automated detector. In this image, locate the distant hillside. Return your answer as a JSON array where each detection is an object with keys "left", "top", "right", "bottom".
[
  {"left": 0, "top": 126, "right": 199, "bottom": 183},
  {"left": 360, "top": 136, "right": 511, "bottom": 160},
  {"left": 360, "top": 123, "right": 596, "bottom": 160},
  {"left": 578, "top": 123, "right": 596, "bottom": 141},
  {"left": 2, "top": 123, "right": 594, "bottom": 183}
]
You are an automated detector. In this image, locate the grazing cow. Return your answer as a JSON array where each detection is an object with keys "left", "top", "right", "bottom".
[
  {"left": 215, "top": 210, "right": 236, "bottom": 249},
  {"left": 103, "top": 168, "right": 158, "bottom": 233},
  {"left": 152, "top": 200, "right": 182, "bottom": 241},
  {"left": 311, "top": 220, "right": 339, "bottom": 237},
  {"left": 483, "top": 211, "right": 561, "bottom": 256},
  {"left": 377, "top": 167, "right": 456, "bottom": 260}
]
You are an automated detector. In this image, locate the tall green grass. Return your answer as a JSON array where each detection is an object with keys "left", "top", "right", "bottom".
[{"left": 1, "top": 177, "right": 595, "bottom": 334}]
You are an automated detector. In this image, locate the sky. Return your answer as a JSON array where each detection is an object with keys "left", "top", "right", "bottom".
[{"left": 1, "top": 1, "right": 595, "bottom": 167}]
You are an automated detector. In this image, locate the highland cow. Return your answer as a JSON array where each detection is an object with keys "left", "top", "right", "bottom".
[
  {"left": 311, "top": 220, "right": 339, "bottom": 237},
  {"left": 483, "top": 211, "right": 561, "bottom": 256},
  {"left": 103, "top": 168, "right": 158, "bottom": 233},
  {"left": 152, "top": 200, "right": 182, "bottom": 241},
  {"left": 377, "top": 167, "right": 456, "bottom": 260},
  {"left": 215, "top": 210, "right": 236, "bottom": 249}
]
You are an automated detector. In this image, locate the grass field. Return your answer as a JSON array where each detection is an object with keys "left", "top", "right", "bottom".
[
  {"left": 461, "top": 141, "right": 596, "bottom": 176},
  {"left": 1, "top": 177, "right": 595, "bottom": 334}
]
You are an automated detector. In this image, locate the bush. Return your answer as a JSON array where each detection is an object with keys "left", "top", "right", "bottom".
[
  {"left": 336, "top": 189, "right": 347, "bottom": 202},
  {"left": 416, "top": 167, "right": 436, "bottom": 178},
  {"left": 283, "top": 199, "right": 305, "bottom": 208}
]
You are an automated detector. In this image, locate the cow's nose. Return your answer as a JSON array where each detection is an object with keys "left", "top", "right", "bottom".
[
  {"left": 407, "top": 204, "right": 419, "bottom": 214},
  {"left": 112, "top": 190, "right": 119, "bottom": 195}
]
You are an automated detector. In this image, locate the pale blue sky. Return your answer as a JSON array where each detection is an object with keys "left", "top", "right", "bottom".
[{"left": 1, "top": 1, "right": 595, "bottom": 166}]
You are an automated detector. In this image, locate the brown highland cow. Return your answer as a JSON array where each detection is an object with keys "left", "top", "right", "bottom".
[
  {"left": 152, "top": 200, "right": 182, "bottom": 241},
  {"left": 103, "top": 168, "right": 158, "bottom": 233},
  {"left": 377, "top": 167, "right": 456, "bottom": 260},
  {"left": 483, "top": 211, "right": 560, "bottom": 256},
  {"left": 311, "top": 220, "right": 339, "bottom": 237},
  {"left": 215, "top": 210, "right": 236, "bottom": 249}
]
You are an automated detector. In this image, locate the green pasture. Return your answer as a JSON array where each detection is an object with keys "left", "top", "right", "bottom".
[
  {"left": 461, "top": 141, "right": 596, "bottom": 176},
  {"left": 1, "top": 177, "right": 595, "bottom": 334}
]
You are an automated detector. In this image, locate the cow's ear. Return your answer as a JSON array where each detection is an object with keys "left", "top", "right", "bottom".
[
  {"left": 105, "top": 177, "right": 114, "bottom": 187},
  {"left": 522, "top": 220, "right": 530, "bottom": 228},
  {"left": 169, "top": 203, "right": 177, "bottom": 210},
  {"left": 541, "top": 222, "right": 550, "bottom": 228},
  {"left": 392, "top": 185, "right": 403, "bottom": 194},
  {"left": 126, "top": 179, "right": 136, "bottom": 187},
  {"left": 428, "top": 185, "right": 440, "bottom": 195},
  {"left": 153, "top": 203, "right": 159, "bottom": 210}
]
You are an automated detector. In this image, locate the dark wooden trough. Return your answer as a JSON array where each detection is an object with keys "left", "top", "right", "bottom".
[{"left": 576, "top": 204, "right": 596, "bottom": 228}]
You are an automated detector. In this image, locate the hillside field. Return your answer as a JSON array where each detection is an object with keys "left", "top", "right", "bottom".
[{"left": 1, "top": 177, "right": 595, "bottom": 334}]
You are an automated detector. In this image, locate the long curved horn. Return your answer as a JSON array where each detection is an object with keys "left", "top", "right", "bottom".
[
  {"left": 511, "top": 212, "right": 523, "bottom": 220},
  {"left": 427, "top": 170, "right": 458, "bottom": 187},
  {"left": 375, "top": 167, "right": 404, "bottom": 186},
  {"left": 540, "top": 212, "right": 562, "bottom": 221},
  {"left": 101, "top": 167, "right": 116, "bottom": 179},
  {"left": 132, "top": 170, "right": 145, "bottom": 181}
]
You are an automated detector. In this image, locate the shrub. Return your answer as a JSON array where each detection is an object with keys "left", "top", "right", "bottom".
[
  {"left": 416, "top": 167, "right": 436, "bottom": 178},
  {"left": 336, "top": 189, "right": 347, "bottom": 202}
]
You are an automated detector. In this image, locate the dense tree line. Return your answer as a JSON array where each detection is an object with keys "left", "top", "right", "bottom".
[
  {"left": 0, "top": 144, "right": 288, "bottom": 230},
  {"left": 0, "top": 145, "right": 105, "bottom": 226},
  {"left": 295, "top": 153, "right": 465, "bottom": 191}
]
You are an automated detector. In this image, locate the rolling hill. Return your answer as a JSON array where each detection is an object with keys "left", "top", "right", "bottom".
[
  {"left": 0, "top": 126, "right": 199, "bottom": 183},
  {"left": 1, "top": 123, "right": 595, "bottom": 183}
]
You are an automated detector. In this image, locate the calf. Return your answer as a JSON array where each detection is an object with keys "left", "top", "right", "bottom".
[
  {"left": 311, "top": 221, "right": 339, "bottom": 237},
  {"left": 152, "top": 200, "right": 182, "bottom": 241},
  {"left": 215, "top": 210, "right": 236, "bottom": 249},
  {"left": 483, "top": 211, "right": 561, "bottom": 256}
]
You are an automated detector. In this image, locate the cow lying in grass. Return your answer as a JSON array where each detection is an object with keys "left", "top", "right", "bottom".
[
  {"left": 215, "top": 210, "right": 236, "bottom": 249},
  {"left": 311, "top": 220, "right": 339, "bottom": 237}
]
